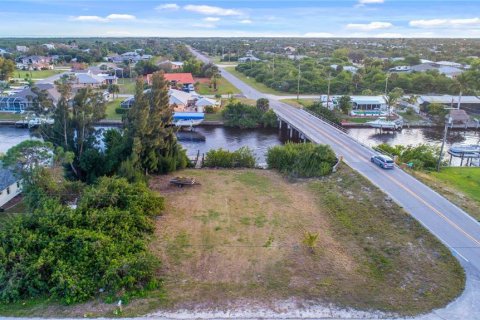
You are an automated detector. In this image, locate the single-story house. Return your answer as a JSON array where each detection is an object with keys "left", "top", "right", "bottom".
[
  {"left": 0, "top": 83, "right": 60, "bottom": 112},
  {"left": 157, "top": 60, "right": 184, "bottom": 70},
  {"left": 17, "top": 55, "right": 54, "bottom": 70},
  {"left": 438, "top": 66, "right": 464, "bottom": 79},
  {"left": 16, "top": 45, "right": 28, "bottom": 53},
  {"left": 349, "top": 96, "right": 387, "bottom": 111},
  {"left": 146, "top": 73, "right": 195, "bottom": 86},
  {"left": 238, "top": 55, "right": 260, "bottom": 63},
  {"left": 120, "top": 88, "right": 197, "bottom": 111},
  {"left": 416, "top": 95, "right": 480, "bottom": 115},
  {"left": 389, "top": 66, "right": 411, "bottom": 73},
  {"left": 0, "top": 165, "right": 21, "bottom": 208}
]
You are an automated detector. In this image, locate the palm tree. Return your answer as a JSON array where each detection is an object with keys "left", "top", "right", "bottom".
[
  {"left": 302, "top": 231, "right": 319, "bottom": 254},
  {"left": 108, "top": 84, "right": 120, "bottom": 99},
  {"left": 384, "top": 92, "right": 401, "bottom": 119}
]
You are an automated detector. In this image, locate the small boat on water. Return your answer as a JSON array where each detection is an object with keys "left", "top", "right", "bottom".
[
  {"left": 365, "top": 117, "right": 403, "bottom": 130},
  {"left": 172, "top": 112, "right": 205, "bottom": 129},
  {"left": 448, "top": 144, "right": 480, "bottom": 157}
]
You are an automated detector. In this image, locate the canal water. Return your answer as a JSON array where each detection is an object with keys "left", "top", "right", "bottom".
[{"left": 1, "top": 125, "right": 479, "bottom": 166}]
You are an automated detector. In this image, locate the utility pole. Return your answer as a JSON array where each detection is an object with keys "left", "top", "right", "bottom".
[
  {"left": 385, "top": 73, "right": 390, "bottom": 96},
  {"left": 272, "top": 55, "right": 275, "bottom": 78},
  {"left": 297, "top": 63, "right": 301, "bottom": 101},
  {"left": 326, "top": 72, "right": 331, "bottom": 109},
  {"left": 437, "top": 116, "right": 452, "bottom": 172}
]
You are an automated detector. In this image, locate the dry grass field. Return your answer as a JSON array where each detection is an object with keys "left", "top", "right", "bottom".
[{"left": 147, "top": 167, "right": 464, "bottom": 316}]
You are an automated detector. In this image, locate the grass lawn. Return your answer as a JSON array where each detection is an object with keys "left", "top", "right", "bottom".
[
  {"left": 204, "top": 112, "right": 223, "bottom": 122},
  {"left": 401, "top": 112, "right": 425, "bottom": 123},
  {"left": 118, "top": 78, "right": 136, "bottom": 94},
  {"left": 342, "top": 117, "right": 372, "bottom": 124},
  {"left": 196, "top": 77, "right": 240, "bottom": 95},
  {"left": 224, "top": 67, "right": 288, "bottom": 96},
  {"left": 0, "top": 112, "right": 23, "bottom": 121},
  {"left": 281, "top": 98, "right": 316, "bottom": 108},
  {"left": 13, "top": 69, "right": 63, "bottom": 80},
  {"left": 211, "top": 56, "right": 238, "bottom": 65},
  {"left": 413, "top": 167, "right": 480, "bottom": 221},
  {"left": 104, "top": 98, "right": 123, "bottom": 120}
]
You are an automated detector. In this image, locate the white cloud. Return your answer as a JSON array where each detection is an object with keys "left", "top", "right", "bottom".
[
  {"left": 105, "top": 14, "right": 136, "bottom": 21},
  {"left": 184, "top": 5, "right": 241, "bottom": 16},
  {"left": 358, "top": 0, "right": 384, "bottom": 3},
  {"left": 204, "top": 17, "right": 220, "bottom": 22},
  {"left": 346, "top": 21, "right": 393, "bottom": 31},
  {"left": 72, "top": 14, "right": 136, "bottom": 22},
  {"left": 156, "top": 3, "right": 180, "bottom": 11},
  {"left": 303, "top": 32, "right": 334, "bottom": 37},
  {"left": 410, "top": 17, "right": 480, "bottom": 28},
  {"left": 73, "top": 15, "right": 107, "bottom": 22},
  {"left": 240, "top": 19, "right": 252, "bottom": 24}
]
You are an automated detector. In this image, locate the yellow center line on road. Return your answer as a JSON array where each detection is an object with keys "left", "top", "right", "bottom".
[{"left": 278, "top": 105, "right": 480, "bottom": 248}]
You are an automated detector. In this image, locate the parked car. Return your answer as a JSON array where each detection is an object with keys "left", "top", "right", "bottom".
[{"left": 371, "top": 155, "right": 395, "bottom": 169}]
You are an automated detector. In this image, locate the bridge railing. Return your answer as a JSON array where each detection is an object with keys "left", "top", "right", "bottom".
[{"left": 302, "top": 108, "right": 347, "bottom": 133}]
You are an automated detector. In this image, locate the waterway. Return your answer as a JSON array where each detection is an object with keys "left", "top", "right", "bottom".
[{"left": 1, "top": 125, "right": 479, "bottom": 166}]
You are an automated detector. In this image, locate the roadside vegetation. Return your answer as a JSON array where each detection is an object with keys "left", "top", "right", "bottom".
[
  {"left": 195, "top": 77, "right": 240, "bottom": 95},
  {"left": 267, "top": 143, "right": 337, "bottom": 178},
  {"left": 204, "top": 147, "right": 256, "bottom": 168},
  {"left": 222, "top": 99, "right": 277, "bottom": 129},
  {"left": 224, "top": 66, "right": 287, "bottom": 95},
  {"left": 413, "top": 168, "right": 480, "bottom": 221},
  {"left": 376, "top": 143, "right": 439, "bottom": 170}
]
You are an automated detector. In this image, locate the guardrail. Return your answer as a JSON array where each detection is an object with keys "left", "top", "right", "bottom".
[{"left": 302, "top": 108, "right": 347, "bottom": 133}]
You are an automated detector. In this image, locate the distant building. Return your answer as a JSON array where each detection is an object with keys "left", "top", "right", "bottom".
[
  {"left": 0, "top": 165, "right": 21, "bottom": 208},
  {"left": 17, "top": 56, "right": 53, "bottom": 70},
  {"left": 389, "top": 66, "right": 411, "bottom": 73},
  {"left": 416, "top": 95, "right": 480, "bottom": 114},
  {"left": 16, "top": 45, "right": 28, "bottom": 53},
  {"left": 146, "top": 73, "right": 194, "bottom": 86},
  {"left": 157, "top": 60, "right": 184, "bottom": 70},
  {"left": 436, "top": 61, "right": 463, "bottom": 68},
  {"left": 43, "top": 43, "right": 55, "bottom": 50},
  {"left": 0, "top": 83, "right": 60, "bottom": 113},
  {"left": 0, "top": 48, "right": 9, "bottom": 56},
  {"left": 238, "top": 55, "right": 260, "bottom": 63},
  {"left": 438, "top": 66, "right": 464, "bottom": 79}
]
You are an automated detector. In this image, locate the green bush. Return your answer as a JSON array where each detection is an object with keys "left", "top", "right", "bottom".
[
  {"left": 204, "top": 147, "right": 256, "bottom": 168},
  {"left": 306, "top": 103, "right": 342, "bottom": 125},
  {"left": 0, "top": 176, "right": 164, "bottom": 304},
  {"left": 267, "top": 142, "right": 337, "bottom": 178},
  {"left": 222, "top": 102, "right": 263, "bottom": 128},
  {"left": 115, "top": 107, "right": 128, "bottom": 114},
  {"left": 376, "top": 143, "right": 439, "bottom": 170}
]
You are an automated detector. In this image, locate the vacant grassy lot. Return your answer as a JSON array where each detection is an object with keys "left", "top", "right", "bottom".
[
  {"left": 118, "top": 78, "right": 136, "bottom": 94},
  {"left": 13, "top": 69, "right": 63, "bottom": 80},
  {"left": 196, "top": 77, "right": 240, "bottom": 95},
  {"left": 145, "top": 167, "right": 464, "bottom": 316},
  {"left": 413, "top": 168, "right": 480, "bottom": 221},
  {"left": 281, "top": 98, "right": 316, "bottom": 109},
  {"left": 105, "top": 98, "right": 123, "bottom": 120},
  {"left": 224, "top": 67, "right": 287, "bottom": 96}
]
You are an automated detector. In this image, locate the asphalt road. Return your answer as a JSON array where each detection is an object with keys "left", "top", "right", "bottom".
[{"left": 190, "top": 47, "right": 480, "bottom": 319}]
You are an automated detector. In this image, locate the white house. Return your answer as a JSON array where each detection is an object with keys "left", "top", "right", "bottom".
[
  {"left": 16, "top": 45, "right": 28, "bottom": 53},
  {"left": 0, "top": 166, "right": 21, "bottom": 208}
]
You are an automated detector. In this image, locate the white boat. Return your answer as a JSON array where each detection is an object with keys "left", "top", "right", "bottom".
[
  {"left": 448, "top": 144, "right": 480, "bottom": 157},
  {"left": 365, "top": 117, "right": 402, "bottom": 130},
  {"left": 172, "top": 112, "right": 205, "bottom": 129},
  {"left": 27, "top": 117, "right": 54, "bottom": 128}
]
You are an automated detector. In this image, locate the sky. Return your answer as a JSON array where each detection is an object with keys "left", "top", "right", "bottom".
[{"left": 1, "top": 0, "right": 479, "bottom": 38}]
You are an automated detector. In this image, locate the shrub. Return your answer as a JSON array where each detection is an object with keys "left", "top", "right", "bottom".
[
  {"left": 0, "top": 177, "right": 163, "bottom": 304},
  {"left": 222, "top": 102, "right": 263, "bottom": 129},
  {"left": 267, "top": 142, "right": 337, "bottom": 178},
  {"left": 204, "top": 147, "right": 256, "bottom": 168},
  {"left": 306, "top": 102, "right": 342, "bottom": 125},
  {"left": 376, "top": 143, "right": 439, "bottom": 170}
]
